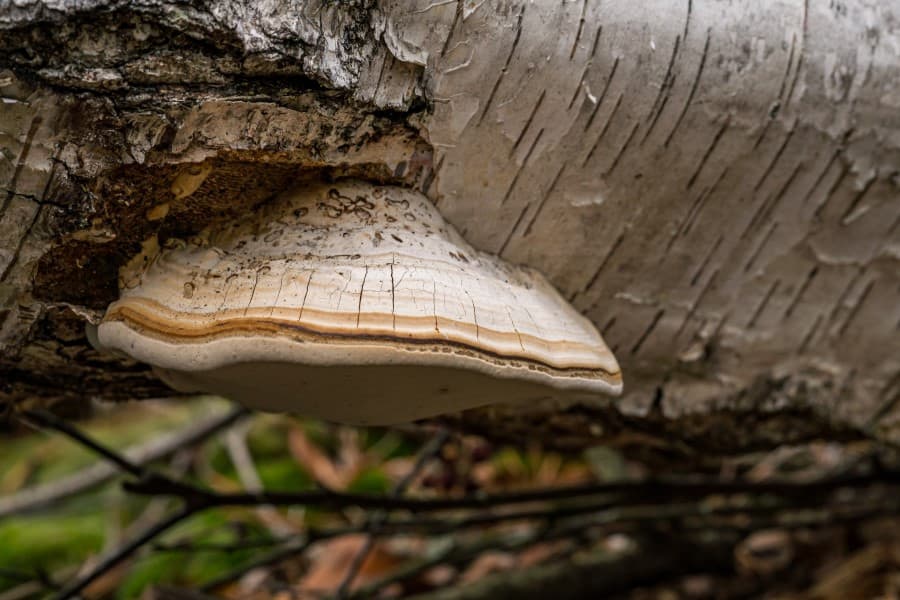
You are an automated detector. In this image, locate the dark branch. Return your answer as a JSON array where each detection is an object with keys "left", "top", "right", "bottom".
[{"left": 124, "top": 469, "right": 900, "bottom": 513}]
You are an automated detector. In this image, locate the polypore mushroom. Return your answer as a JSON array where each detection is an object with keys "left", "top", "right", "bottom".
[{"left": 97, "top": 180, "right": 620, "bottom": 425}]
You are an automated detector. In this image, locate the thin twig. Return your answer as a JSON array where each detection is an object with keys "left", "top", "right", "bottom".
[
  {"left": 334, "top": 428, "right": 450, "bottom": 598},
  {"left": 51, "top": 505, "right": 196, "bottom": 600},
  {"left": 16, "top": 407, "right": 230, "bottom": 506},
  {"left": 20, "top": 409, "right": 145, "bottom": 477},
  {"left": 396, "top": 534, "right": 738, "bottom": 600},
  {"left": 0, "top": 406, "right": 246, "bottom": 518},
  {"left": 118, "top": 450, "right": 195, "bottom": 545},
  {"left": 199, "top": 529, "right": 343, "bottom": 592},
  {"left": 226, "top": 419, "right": 297, "bottom": 538},
  {"left": 0, "top": 569, "right": 38, "bottom": 583},
  {"left": 15, "top": 406, "right": 247, "bottom": 600},
  {"left": 0, "top": 567, "right": 74, "bottom": 600},
  {"left": 347, "top": 527, "right": 544, "bottom": 600},
  {"left": 154, "top": 536, "right": 290, "bottom": 553},
  {"left": 0, "top": 581, "right": 48, "bottom": 600}
]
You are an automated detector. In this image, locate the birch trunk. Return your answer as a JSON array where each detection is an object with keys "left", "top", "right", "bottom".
[{"left": 1, "top": 0, "right": 898, "bottom": 457}]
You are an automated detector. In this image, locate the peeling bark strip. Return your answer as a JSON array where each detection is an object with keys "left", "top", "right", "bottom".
[{"left": 2, "top": 0, "right": 900, "bottom": 454}]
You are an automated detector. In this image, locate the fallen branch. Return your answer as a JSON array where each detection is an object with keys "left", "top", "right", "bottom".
[{"left": 123, "top": 468, "right": 900, "bottom": 513}]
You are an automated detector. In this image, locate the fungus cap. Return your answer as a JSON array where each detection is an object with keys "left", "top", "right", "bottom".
[{"left": 98, "top": 180, "right": 621, "bottom": 425}]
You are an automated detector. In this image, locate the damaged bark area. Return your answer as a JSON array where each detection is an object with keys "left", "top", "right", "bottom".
[
  {"left": 1, "top": 0, "right": 898, "bottom": 459},
  {"left": 0, "top": 0, "right": 432, "bottom": 408}
]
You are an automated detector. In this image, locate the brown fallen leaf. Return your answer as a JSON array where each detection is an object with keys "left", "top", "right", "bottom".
[
  {"left": 296, "top": 534, "right": 405, "bottom": 596},
  {"left": 803, "top": 543, "right": 898, "bottom": 600},
  {"left": 458, "top": 551, "right": 516, "bottom": 584},
  {"left": 288, "top": 427, "right": 350, "bottom": 490}
]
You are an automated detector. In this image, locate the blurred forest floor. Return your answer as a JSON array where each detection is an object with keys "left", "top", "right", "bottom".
[{"left": 1, "top": 399, "right": 900, "bottom": 599}]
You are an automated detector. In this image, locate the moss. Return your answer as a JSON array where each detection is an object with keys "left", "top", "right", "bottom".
[
  {"left": 0, "top": 512, "right": 105, "bottom": 573},
  {"left": 256, "top": 457, "right": 314, "bottom": 492},
  {"left": 348, "top": 466, "right": 391, "bottom": 494}
]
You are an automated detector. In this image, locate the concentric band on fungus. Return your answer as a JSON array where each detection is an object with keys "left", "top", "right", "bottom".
[{"left": 105, "top": 301, "right": 622, "bottom": 381}]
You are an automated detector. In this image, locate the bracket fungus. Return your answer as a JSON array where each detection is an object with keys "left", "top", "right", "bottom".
[{"left": 97, "top": 180, "right": 621, "bottom": 425}]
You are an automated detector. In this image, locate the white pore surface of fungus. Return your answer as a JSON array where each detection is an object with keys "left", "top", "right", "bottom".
[{"left": 98, "top": 180, "right": 621, "bottom": 425}]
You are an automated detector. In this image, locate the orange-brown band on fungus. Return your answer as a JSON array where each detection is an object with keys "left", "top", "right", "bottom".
[{"left": 104, "top": 301, "right": 622, "bottom": 381}]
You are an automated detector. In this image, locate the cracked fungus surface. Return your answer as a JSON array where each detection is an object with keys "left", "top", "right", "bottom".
[{"left": 98, "top": 180, "right": 620, "bottom": 424}]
